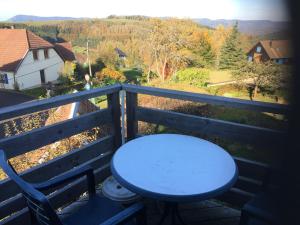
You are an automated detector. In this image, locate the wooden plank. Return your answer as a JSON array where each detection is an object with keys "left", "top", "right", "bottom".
[
  {"left": 126, "top": 92, "right": 138, "bottom": 140},
  {"left": 0, "top": 165, "right": 111, "bottom": 225},
  {"left": 0, "top": 136, "right": 114, "bottom": 203},
  {"left": 217, "top": 188, "right": 254, "bottom": 207},
  {"left": 123, "top": 84, "right": 289, "bottom": 114},
  {"left": 191, "top": 217, "right": 240, "bottom": 225},
  {"left": 0, "top": 154, "right": 112, "bottom": 221},
  {"left": 234, "top": 157, "right": 269, "bottom": 181},
  {"left": 0, "top": 208, "right": 31, "bottom": 225},
  {"left": 0, "top": 194, "right": 25, "bottom": 221},
  {"left": 235, "top": 176, "right": 262, "bottom": 194},
  {"left": 107, "top": 92, "right": 122, "bottom": 150},
  {"left": 0, "top": 84, "right": 121, "bottom": 121},
  {"left": 181, "top": 206, "right": 240, "bottom": 223},
  {"left": 136, "top": 107, "right": 285, "bottom": 148},
  {"left": 147, "top": 202, "right": 240, "bottom": 225},
  {"left": 0, "top": 108, "right": 112, "bottom": 159}
]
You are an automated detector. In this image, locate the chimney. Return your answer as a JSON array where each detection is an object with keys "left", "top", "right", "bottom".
[{"left": 269, "top": 40, "right": 272, "bottom": 48}]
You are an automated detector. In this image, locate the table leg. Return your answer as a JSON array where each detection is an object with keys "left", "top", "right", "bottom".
[
  {"left": 158, "top": 203, "right": 170, "bottom": 225},
  {"left": 158, "top": 202, "right": 187, "bottom": 225}
]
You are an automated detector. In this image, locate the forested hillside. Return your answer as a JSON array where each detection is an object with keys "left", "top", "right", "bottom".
[{"left": 0, "top": 17, "right": 254, "bottom": 69}]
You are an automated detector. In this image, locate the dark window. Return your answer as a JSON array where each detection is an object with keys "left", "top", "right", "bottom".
[
  {"left": 40, "top": 70, "right": 45, "bottom": 84},
  {"left": 0, "top": 73, "right": 8, "bottom": 84},
  {"left": 33, "top": 50, "right": 38, "bottom": 61},
  {"left": 44, "top": 49, "right": 49, "bottom": 59},
  {"left": 276, "top": 59, "right": 284, "bottom": 64}
]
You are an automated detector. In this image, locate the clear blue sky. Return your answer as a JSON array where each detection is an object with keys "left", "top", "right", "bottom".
[{"left": 0, "top": 0, "right": 290, "bottom": 21}]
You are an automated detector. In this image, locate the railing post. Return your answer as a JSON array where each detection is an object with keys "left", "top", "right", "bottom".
[
  {"left": 126, "top": 92, "right": 138, "bottom": 141},
  {"left": 107, "top": 92, "right": 122, "bottom": 150}
]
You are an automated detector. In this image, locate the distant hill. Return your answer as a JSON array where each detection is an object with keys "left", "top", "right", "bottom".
[
  {"left": 8, "top": 15, "right": 81, "bottom": 22},
  {"left": 258, "top": 29, "right": 292, "bottom": 40},
  {"left": 194, "top": 18, "right": 291, "bottom": 36}
]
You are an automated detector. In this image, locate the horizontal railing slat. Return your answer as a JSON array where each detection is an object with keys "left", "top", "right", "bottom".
[
  {"left": 0, "top": 135, "right": 114, "bottom": 203},
  {"left": 234, "top": 156, "right": 269, "bottom": 181},
  {"left": 0, "top": 108, "right": 112, "bottom": 159},
  {"left": 0, "top": 208, "right": 31, "bottom": 225},
  {"left": 0, "top": 165, "right": 111, "bottom": 225},
  {"left": 0, "top": 194, "right": 24, "bottom": 220},
  {"left": 235, "top": 176, "right": 262, "bottom": 194},
  {"left": 0, "top": 84, "right": 121, "bottom": 121},
  {"left": 136, "top": 107, "right": 285, "bottom": 148},
  {"left": 123, "top": 84, "right": 289, "bottom": 114},
  {"left": 217, "top": 188, "right": 254, "bottom": 207}
]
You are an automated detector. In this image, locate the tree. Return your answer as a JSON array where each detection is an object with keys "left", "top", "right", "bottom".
[
  {"left": 59, "top": 61, "right": 76, "bottom": 84},
  {"left": 92, "top": 58, "right": 106, "bottom": 73},
  {"left": 219, "top": 22, "right": 245, "bottom": 69},
  {"left": 211, "top": 25, "right": 231, "bottom": 68},
  {"left": 233, "top": 61, "right": 291, "bottom": 99},
  {"left": 96, "top": 41, "right": 119, "bottom": 69},
  {"left": 148, "top": 19, "right": 189, "bottom": 81},
  {"left": 197, "top": 33, "right": 215, "bottom": 67}
]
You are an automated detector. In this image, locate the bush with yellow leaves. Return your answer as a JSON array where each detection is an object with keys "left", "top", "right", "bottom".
[{"left": 95, "top": 68, "right": 126, "bottom": 85}]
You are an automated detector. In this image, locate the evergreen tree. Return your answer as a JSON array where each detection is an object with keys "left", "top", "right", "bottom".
[
  {"left": 219, "top": 22, "right": 245, "bottom": 69},
  {"left": 199, "top": 38, "right": 215, "bottom": 67}
]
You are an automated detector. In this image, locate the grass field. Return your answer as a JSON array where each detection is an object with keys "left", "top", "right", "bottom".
[
  {"left": 121, "top": 68, "right": 143, "bottom": 84},
  {"left": 141, "top": 77, "right": 288, "bottom": 163},
  {"left": 22, "top": 87, "right": 46, "bottom": 98},
  {"left": 208, "top": 70, "right": 233, "bottom": 83}
]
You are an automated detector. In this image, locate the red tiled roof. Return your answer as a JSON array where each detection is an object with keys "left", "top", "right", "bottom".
[
  {"left": 45, "top": 104, "right": 73, "bottom": 125},
  {"left": 260, "top": 40, "right": 292, "bottom": 59},
  {"left": 26, "top": 30, "right": 53, "bottom": 49},
  {"left": 0, "top": 29, "right": 53, "bottom": 72},
  {"left": 54, "top": 42, "right": 76, "bottom": 62},
  {"left": 74, "top": 53, "right": 86, "bottom": 63}
]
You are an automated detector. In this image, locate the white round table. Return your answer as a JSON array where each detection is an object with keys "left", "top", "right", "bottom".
[{"left": 111, "top": 134, "right": 238, "bottom": 224}]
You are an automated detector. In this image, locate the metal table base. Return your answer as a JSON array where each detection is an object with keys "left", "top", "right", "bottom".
[{"left": 158, "top": 203, "right": 187, "bottom": 225}]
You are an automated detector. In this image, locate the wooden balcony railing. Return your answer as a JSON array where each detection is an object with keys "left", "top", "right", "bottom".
[{"left": 0, "top": 84, "right": 288, "bottom": 225}]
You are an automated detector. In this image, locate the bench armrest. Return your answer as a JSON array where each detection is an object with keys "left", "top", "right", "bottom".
[{"left": 33, "top": 166, "right": 96, "bottom": 194}]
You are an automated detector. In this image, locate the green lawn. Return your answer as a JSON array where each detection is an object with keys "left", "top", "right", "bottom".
[
  {"left": 208, "top": 70, "right": 233, "bottom": 83},
  {"left": 142, "top": 78, "right": 288, "bottom": 163},
  {"left": 121, "top": 68, "right": 143, "bottom": 84},
  {"left": 22, "top": 87, "right": 46, "bottom": 98}
]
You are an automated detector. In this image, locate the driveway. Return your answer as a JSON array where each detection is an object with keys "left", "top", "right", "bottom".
[{"left": 0, "top": 89, "right": 35, "bottom": 109}]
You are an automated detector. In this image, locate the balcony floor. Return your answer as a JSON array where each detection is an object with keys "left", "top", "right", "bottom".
[
  {"left": 143, "top": 198, "right": 241, "bottom": 225},
  {"left": 59, "top": 187, "right": 241, "bottom": 225}
]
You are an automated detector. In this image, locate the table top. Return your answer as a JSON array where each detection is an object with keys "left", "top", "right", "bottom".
[{"left": 111, "top": 134, "right": 238, "bottom": 202}]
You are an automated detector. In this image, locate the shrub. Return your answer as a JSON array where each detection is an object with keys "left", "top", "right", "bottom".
[
  {"left": 174, "top": 68, "right": 210, "bottom": 87},
  {"left": 57, "top": 74, "right": 72, "bottom": 85},
  {"left": 95, "top": 68, "right": 126, "bottom": 85},
  {"left": 60, "top": 61, "right": 76, "bottom": 81}
]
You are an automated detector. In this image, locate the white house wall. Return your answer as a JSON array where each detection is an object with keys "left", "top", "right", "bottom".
[{"left": 15, "top": 48, "right": 64, "bottom": 90}]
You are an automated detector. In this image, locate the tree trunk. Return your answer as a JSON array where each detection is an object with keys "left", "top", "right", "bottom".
[
  {"left": 147, "top": 67, "right": 151, "bottom": 84},
  {"left": 154, "top": 50, "right": 161, "bottom": 78},
  {"left": 162, "top": 57, "right": 167, "bottom": 81},
  {"left": 253, "top": 84, "right": 258, "bottom": 99}
]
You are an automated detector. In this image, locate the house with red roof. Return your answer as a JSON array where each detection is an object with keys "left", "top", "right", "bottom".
[{"left": 0, "top": 29, "right": 75, "bottom": 90}]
